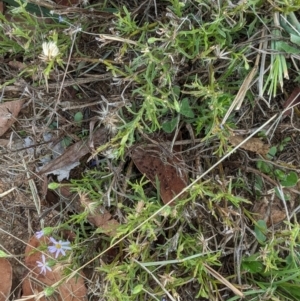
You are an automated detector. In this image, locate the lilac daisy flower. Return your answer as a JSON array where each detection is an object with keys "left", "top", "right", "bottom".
[
  {"left": 35, "top": 227, "right": 53, "bottom": 239},
  {"left": 36, "top": 254, "right": 52, "bottom": 275},
  {"left": 48, "top": 237, "right": 71, "bottom": 258},
  {"left": 35, "top": 230, "right": 44, "bottom": 239}
]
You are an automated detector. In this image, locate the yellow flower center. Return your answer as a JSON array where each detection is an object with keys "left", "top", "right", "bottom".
[{"left": 55, "top": 243, "right": 62, "bottom": 249}]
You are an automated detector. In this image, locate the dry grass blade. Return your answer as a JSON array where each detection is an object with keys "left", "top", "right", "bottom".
[
  {"left": 203, "top": 263, "right": 244, "bottom": 298},
  {"left": 133, "top": 259, "right": 177, "bottom": 301},
  {"left": 221, "top": 30, "right": 264, "bottom": 125},
  {"left": 98, "top": 34, "right": 138, "bottom": 45},
  {"left": 42, "top": 74, "right": 113, "bottom": 90}
]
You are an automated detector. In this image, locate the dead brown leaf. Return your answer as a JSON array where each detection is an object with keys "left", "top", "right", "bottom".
[
  {"left": 228, "top": 135, "right": 269, "bottom": 156},
  {"left": 252, "top": 197, "right": 286, "bottom": 226},
  {"left": 38, "top": 127, "right": 108, "bottom": 178},
  {"left": 0, "top": 99, "right": 24, "bottom": 137},
  {"left": 0, "top": 258, "right": 12, "bottom": 301},
  {"left": 252, "top": 182, "right": 299, "bottom": 226},
  {"left": 8, "top": 60, "right": 27, "bottom": 71},
  {"left": 88, "top": 212, "right": 119, "bottom": 236},
  {"left": 131, "top": 143, "right": 188, "bottom": 205},
  {"left": 22, "top": 236, "right": 87, "bottom": 301},
  {"left": 80, "top": 194, "right": 119, "bottom": 236},
  {"left": 0, "top": 139, "right": 9, "bottom": 147}
]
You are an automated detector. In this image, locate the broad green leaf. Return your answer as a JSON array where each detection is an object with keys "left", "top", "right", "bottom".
[
  {"left": 254, "top": 175, "right": 263, "bottom": 196},
  {"left": 62, "top": 136, "right": 72, "bottom": 148},
  {"left": 162, "top": 117, "right": 178, "bottom": 133},
  {"left": 180, "top": 98, "right": 194, "bottom": 118},
  {"left": 254, "top": 220, "right": 267, "bottom": 243},
  {"left": 267, "top": 146, "right": 277, "bottom": 159},
  {"left": 274, "top": 169, "right": 286, "bottom": 181},
  {"left": 172, "top": 85, "right": 181, "bottom": 97},
  {"left": 280, "top": 171, "right": 298, "bottom": 187},
  {"left": 74, "top": 111, "right": 83, "bottom": 123},
  {"left": 257, "top": 161, "right": 272, "bottom": 174},
  {"left": 242, "top": 259, "right": 264, "bottom": 273}
]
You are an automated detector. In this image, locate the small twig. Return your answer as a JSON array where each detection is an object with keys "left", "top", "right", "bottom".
[
  {"left": 244, "top": 166, "right": 278, "bottom": 187},
  {"left": 0, "top": 86, "right": 5, "bottom": 102},
  {"left": 23, "top": 158, "right": 41, "bottom": 217},
  {"left": 61, "top": 98, "right": 104, "bottom": 111},
  {"left": 41, "top": 73, "right": 113, "bottom": 90},
  {"left": 204, "top": 263, "right": 244, "bottom": 298},
  {"left": 98, "top": 34, "right": 138, "bottom": 45},
  {"left": 0, "top": 186, "right": 16, "bottom": 198}
]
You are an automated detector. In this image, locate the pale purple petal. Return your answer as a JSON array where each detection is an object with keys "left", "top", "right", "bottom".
[
  {"left": 49, "top": 237, "right": 57, "bottom": 244},
  {"left": 57, "top": 248, "right": 65, "bottom": 257},
  {"left": 36, "top": 254, "right": 51, "bottom": 274},
  {"left": 35, "top": 230, "right": 44, "bottom": 239},
  {"left": 48, "top": 245, "right": 57, "bottom": 254},
  {"left": 60, "top": 241, "right": 71, "bottom": 249}
]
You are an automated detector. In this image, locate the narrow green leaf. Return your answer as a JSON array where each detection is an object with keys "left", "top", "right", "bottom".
[
  {"left": 44, "top": 287, "right": 55, "bottom": 297},
  {"left": 132, "top": 284, "right": 143, "bottom": 294},
  {"left": 275, "top": 186, "right": 290, "bottom": 201},
  {"left": 48, "top": 182, "right": 60, "bottom": 190},
  {"left": 147, "top": 37, "right": 162, "bottom": 44},
  {"left": 267, "top": 146, "right": 277, "bottom": 158},
  {"left": 290, "top": 33, "right": 300, "bottom": 46},
  {"left": 0, "top": 250, "right": 8, "bottom": 257},
  {"left": 277, "top": 41, "right": 300, "bottom": 54}
]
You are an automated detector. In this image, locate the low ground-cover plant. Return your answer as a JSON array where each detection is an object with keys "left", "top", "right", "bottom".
[{"left": 1, "top": 0, "right": 300, "bottom": 300}]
